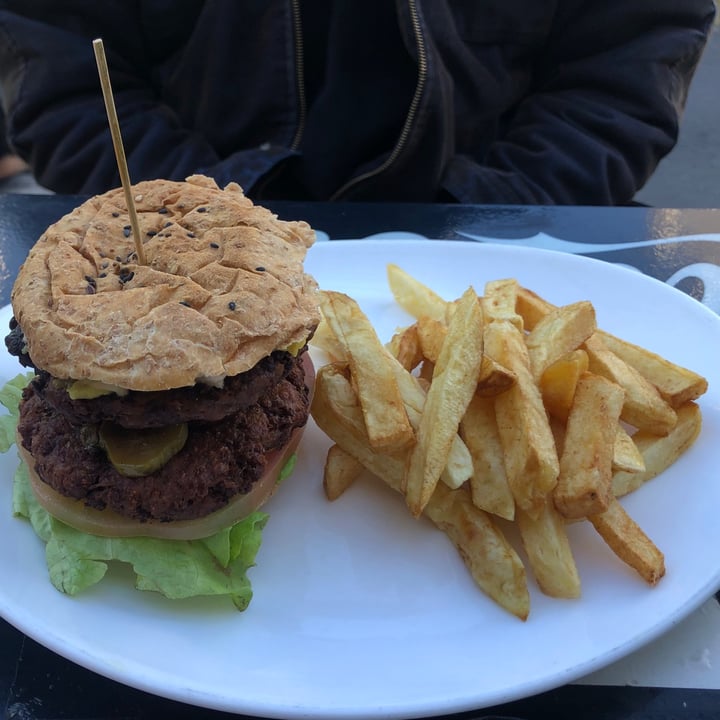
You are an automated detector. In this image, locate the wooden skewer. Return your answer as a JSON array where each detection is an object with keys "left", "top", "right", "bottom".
[{"left": 92, "top": 37, "right": 146, "bottom": 266}]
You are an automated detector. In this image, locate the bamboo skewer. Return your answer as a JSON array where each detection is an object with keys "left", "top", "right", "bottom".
[{"left": 92, "top": 38, "right": 146, "bottom": 266}]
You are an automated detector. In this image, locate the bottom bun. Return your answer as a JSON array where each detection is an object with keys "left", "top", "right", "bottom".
[{"left": 17, "top": 354, "right": 315, "bottom": 541}]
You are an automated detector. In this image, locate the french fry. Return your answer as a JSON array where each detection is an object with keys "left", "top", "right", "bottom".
[
  {"left": 613, "top": 425, "right": 645, "bottom": 474},
  {"left": 460, "top": 394, "right": 515, "bottom": 521},
  {"left": 419, "top": 316, "right": 516, "bottom": 397},
  {"left": 382, "top": 347, "right": 473, "bottom": 490},
  {"left": 310, "top": 317, "right": 347, "bottom": 362},
  {"left": 613, "top": 423, "right": 648, "bottom": 473},
  {"left": 418, "top": 358, "right": 435, "bottom": 384},
  {"left": 516, "top": 500, "right": 581, "bottom": 599},
  {"left": 589, "top": 497, "right": 665, "bottom": 585},
  {"left": 386, "top": 323, "right": 424, "bottom": 372},
  {"left": 613, "top": 402, "right": 702, "bottom": 497},
  {"left": 541, "top": 348, "right": 645, "bottom": 477},
  {"left": 319, "top": 291, "right": 414, "bottom": 451},
  {"left": 540, "top": 349, "right": 589, "bottom": 422},
  {"left": 483, "top": 278, "right": 524, "bottom": 330},
  {"left": 415, "top": 315, "right": 447, "bottom": 364},
  {"left": 323, "top": 444, "right": 364, "bottom": 501},
  {"left": 548, "top": 415, "right": 567, "bottom": 457},
  {"left": 312, "top": 363, "right": 406, "bottom": 486},
  {"left": 405, "top": 287, "right": 485, "bottom": 516},
  {"left": 311, "top": 364, "right": 530, "bottom": 619},
  {"left": 439, "top": 438, "right": 475, "bottom": 490},
  {"left": 315, "top": 309, "right": 472, "bottom": 489},
  {"left": 312, "top": 266, "right": 708, "bottom": 617},
  {"left": 427, "top": 482, "right": 530, "bottom": 621},
  {"left": 584, "top": 334, "right": 677, "bottom": 436},
  {"left": 484, "top": 320, "right": 560, "bottom": 518},
  {"left": 596, "top": 330, "right": 708, "bottom": 408},
  {"left": 476, "top": 351, "right": 518, "bottom": 397},
  {"left": 515, "top": 285, "right": 554, "bottom": 330},
  {"left": 554, "top": 373, "right": 625, "bottom": 519},
  {"left": 387, "top": 263, "right": 449, "bottom": 322},
  {"left": 526, "top": 301, "right": 596, "bottom": 382}
]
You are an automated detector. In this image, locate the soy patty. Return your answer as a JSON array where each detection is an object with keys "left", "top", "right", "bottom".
[
  {"left": 16, "top": 354, "right": 311, "bottom": 522},
  {"left": 31, "top": 349, "right": 303, "bottom": 429},
  {"left": 7, "top": 317, "right": 305, "bottom": 428}
]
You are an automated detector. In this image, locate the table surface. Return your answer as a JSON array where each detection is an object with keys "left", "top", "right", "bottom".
[{"left": 2, "top": 195, "right": 720, "bottom": 720}]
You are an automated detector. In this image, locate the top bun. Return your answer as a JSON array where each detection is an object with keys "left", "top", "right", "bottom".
[{"left": 12, "top": 175, "right": 320, "bottom": 391}]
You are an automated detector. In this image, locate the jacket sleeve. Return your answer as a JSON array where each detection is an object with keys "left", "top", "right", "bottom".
[
  {"left": 442, "top": 1, "right": 717, "bottom": 206},
  {"left": 0, "top": 3, "right": 285, "bottom": 195}
]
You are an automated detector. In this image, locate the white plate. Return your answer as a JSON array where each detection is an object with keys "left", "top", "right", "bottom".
[{"left": 2, "top": 239, "right": 720, "bottom": 719}]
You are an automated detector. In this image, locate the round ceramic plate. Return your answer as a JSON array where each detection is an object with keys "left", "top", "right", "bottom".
[{"left": 1, "top": 239, "right": 719, "bottom": 719}]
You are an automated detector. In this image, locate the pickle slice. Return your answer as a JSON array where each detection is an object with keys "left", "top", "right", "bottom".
[{"left": 99, "top": 421, "right": 189, "bottom": 477}]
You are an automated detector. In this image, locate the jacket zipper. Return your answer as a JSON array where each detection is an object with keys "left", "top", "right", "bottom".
[
  {"left": 289, "top": 0, "right": 306, "bottom": 152},
  {"left": 329, "top": 0, "right": 428, "bottom": 200}
]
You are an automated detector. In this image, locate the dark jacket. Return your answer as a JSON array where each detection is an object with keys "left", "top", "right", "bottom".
[{"left": 0, "top": 1, "right": 715, "bottom": 204}]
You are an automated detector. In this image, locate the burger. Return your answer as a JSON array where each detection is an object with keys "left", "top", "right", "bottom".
[{"left": 2, "top": 174, "right": 320, "bottom": 608}]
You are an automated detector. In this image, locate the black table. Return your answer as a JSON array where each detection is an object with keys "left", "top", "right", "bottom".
[{"left": 2, "top": 194, "right": 720, "bottom": 720}]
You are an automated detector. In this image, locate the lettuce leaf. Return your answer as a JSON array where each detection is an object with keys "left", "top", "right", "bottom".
[
  {"left": 0, "top": 372, "right": 31, "bottom": 453},
  {"left": 1, "top": 374, "right": 268, "bottom": 610}
]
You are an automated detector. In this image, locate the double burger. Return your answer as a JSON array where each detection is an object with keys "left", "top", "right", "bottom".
[{"left": 4, "top": 174, "right": 320, "bottom": 605}]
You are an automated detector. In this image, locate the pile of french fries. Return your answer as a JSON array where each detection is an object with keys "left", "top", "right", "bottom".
[{"left": 310, "top": 264, "right": 708, "bottom": 620}]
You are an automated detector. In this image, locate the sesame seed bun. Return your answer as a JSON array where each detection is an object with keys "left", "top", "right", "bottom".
[{"left": 11, "top": 175, "right": 320, "bottom": 391}]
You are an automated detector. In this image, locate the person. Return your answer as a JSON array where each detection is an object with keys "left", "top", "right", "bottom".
[
  {"left": 0, "top": 2, "right": 715, "bottom": 205},
  {"left": 0, "top": 104, "right": 53, "bottom": 193},
  {"left": 0, "top": 105, "right": 29, "bottom": 189}
]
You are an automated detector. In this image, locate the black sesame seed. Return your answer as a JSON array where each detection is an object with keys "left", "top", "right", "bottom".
[
  {"left": 86, "top": 284, "right": 96, "bottom": 294},
  {"left": 158, "top": 207, "right": 168, "bottom": 214},
  {"left": 164, "top": 221, "right": 172, "bottom": 228},
  {"left": 99, "top": 272, "right": 107, "bottom": 278},
  {"left": 228, "top": 301, "right": 237, "bottom": 311},
  {"left": 84, "top": 275, "right": 96, "bottom": 286},
  {"left": 210, "top": 242, "right": 219, "bottom": 249},
  {"left": 187, "top": 232, "right": 196, "bottom": 238},
  {"left": 118, "top": 270, "right": 135, "bottom": 284},
  {"left": 197, "top": 207, "right": 207, "bottom": 213},
  {"left": 179, "top": 300, "right": 191, "bottom": 307},
  {"left": 255, "top": 266, "right": 266, "bottom": 272},
  {"left": 111, "top": 212, "right": 120, "bottom": 218},
  {"left": 123, "top": 226, "right": 131, "bottom": 238},
  {"left": 146, "top": 230, "right": 157, "bottom": 237}
]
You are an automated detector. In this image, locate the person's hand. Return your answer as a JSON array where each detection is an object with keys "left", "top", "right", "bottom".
[{"left": 0, "top": 153, "right": 28, "bottom": 180}]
